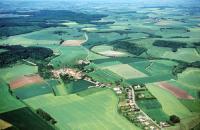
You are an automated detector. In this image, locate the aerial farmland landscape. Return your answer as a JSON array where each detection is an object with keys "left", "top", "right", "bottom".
[{"left": 0, "top": 0, "right": 200, "bottom": 130}]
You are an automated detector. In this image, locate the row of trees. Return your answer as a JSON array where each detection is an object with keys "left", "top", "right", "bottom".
[
  {"left": 36, "top": 108, "right": 57, "bottom": 125},
  {"left": 172, "top": 61, "right": 200, "bottom": 76}
]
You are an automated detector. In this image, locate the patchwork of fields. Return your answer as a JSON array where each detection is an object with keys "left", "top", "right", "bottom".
[{"left": 0, "top": 1, "right": 200, "bottom": 130}]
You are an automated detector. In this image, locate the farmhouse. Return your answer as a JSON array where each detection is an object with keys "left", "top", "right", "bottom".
[{"left": 113, "top": 87, "right": 122, "bottom": 94}]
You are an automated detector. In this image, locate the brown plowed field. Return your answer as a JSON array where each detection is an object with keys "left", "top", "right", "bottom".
[
  {"left": 9, "top": 75, "right": 44, "bottom": 89},
  {"left": 159, "top": 82, "right": 193, "bottom": 99}
]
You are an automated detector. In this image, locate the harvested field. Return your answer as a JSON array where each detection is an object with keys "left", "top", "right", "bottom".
[
  {"left": 103, "top": 64, "right": 147, "bottom": 79},
  {"left": 158, "top": 82, "right": 194, "bottom": 99},
  {"left": 99, "top": 50, "right": 126, "bottom": 57},
  {"left": 9, "top": 75, "right": 43, "bottom": 89},
  {"left": 62, "top": 40, "right": 86, "bottom": 46}
]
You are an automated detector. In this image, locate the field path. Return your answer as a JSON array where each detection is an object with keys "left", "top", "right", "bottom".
[{"left": 82, "top": 32, "right": 90, "bottom": 61}]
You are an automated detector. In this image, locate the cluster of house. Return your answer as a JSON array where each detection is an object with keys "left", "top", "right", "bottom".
[
  {"left": 124, "top": 86, "right": 163, "bottom": 130},
  {"left": 136, "top": 115, "right": 159, "bottom": 130},
  {"left": 52, "top": 68, "right": 84, "bottom": 79},
  {"left": 78, "top": 60, "right": 90, "bottom": 65},
  {"left": 84, "top": 77, "right": 112, "bottom": 88},
  {"left": 113, "top": 87, "right": 122, "bottom": 94},
  {"left": 125, "top": 87, "right": 140, "bottom": 111}
]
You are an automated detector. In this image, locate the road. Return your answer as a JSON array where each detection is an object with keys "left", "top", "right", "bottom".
[{"left": 129, "top": 86, "right": 162, "bottom": 129}]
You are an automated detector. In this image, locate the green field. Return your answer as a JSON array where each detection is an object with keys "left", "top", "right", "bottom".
[
  {"left": 0, "top": 64, "right": 38, "bottom": 83},
  {"left": 162, "top": 48, "right": 200, "bottom": 63},
  {"left": 103, "top": 64, "right": 147, "bottom": 79},
  {"left": 126, "top": 74, "right": 174, "bottom": 84},
  {"left": 24, "top": 89, "right": 141, "bottom": 130},
  {"left": 0, "top": 80, "right": 25, "bottom": 113},
  {"left": 177, "top": 68, "right": 200, "bottom": 89},
  {"left": 65, "top": 80, "right": 95, "bottom": 94},
  {"left": 129, "top": 60, "right": 174, "bottom": 76},
  {"left": 94, "top": 60, "right": 122, "bottom": 68},
  {"left": 87, "top": 51, "right": 109, "bottom": 60},
  {"left": 13, "top": 82, "right": 53, "bottom": 99},
  {"left": 0, "top": 2, "right": 200, "bottom": 130},
  {"left": 180, "top": 99, "right": 200, "bottom": 113},
  {"left": 137, "top": 99, "right": 169, "bottom": 122},
  {"left": 91, "top": 45, "right": 130, "bottom": 57},
  {"left": 88, "top": 69, "right": 122, "bottom": 83},
  {"left": 0, "top": 80, "right": 55, "bottom": 130},
  {"left": 50, "top": 46, "right": 88, "bottom": 68},
  {"left": 0, "top": 27, "right": 84, "bottom": 46},
  {"left": 147, "top": 84, "right": 192, "bottom": 119}
]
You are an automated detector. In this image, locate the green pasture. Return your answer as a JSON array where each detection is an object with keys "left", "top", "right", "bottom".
[
  {"left": 0, "top": 64, "right": 38, "bottom": 83},
  {"left": 24, "top": 89, "right": 140, "bottom": 130}
]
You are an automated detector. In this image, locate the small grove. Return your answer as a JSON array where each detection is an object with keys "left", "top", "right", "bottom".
[{"left": 113, "top": 41, "right": 147, "bottom": 56}]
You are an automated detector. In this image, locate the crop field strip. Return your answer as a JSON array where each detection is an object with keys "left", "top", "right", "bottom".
[
  {"left": 88, "top": 69, "right": 122, "bottom": 83},
  {"left": 103, "top": 64, "right": 147, "bottom": 79},
  {"left": 158, "top": 82, "right": 194, "bottom": 99}
]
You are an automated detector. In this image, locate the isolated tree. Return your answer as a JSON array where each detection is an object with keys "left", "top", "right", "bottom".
[{"left": 170, "top": 115, "right": 180, "bottom": 123}]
